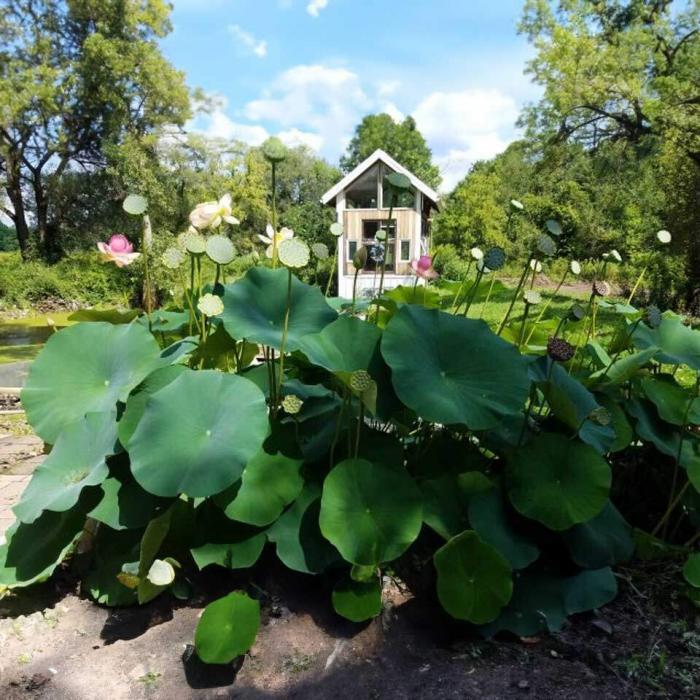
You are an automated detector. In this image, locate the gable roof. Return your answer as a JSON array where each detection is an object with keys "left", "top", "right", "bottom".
[{"left": 320, "top": 149, "right": 439, "bottom": 206}]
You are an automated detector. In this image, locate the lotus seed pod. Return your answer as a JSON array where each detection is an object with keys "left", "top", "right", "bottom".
[
  {"left": 261, "top": 136, "right": 287, "bottom": 163},
  {"left": 205, "top": 234, "right": 235, "bottom": 265},
  {"left": 547, "top": 336, "right": 575, "bottom": 362},
  {"left": 645, "top": 305, "right": 662, "bottom": 329},
  {"left": 477, "top": 259, "right": 490, "bottom": 273},
  {"left": 375, "top": 229, "right": 387, "bottom": 242},
  {"left": 161, "top": 246, "right": 186, "bottom": 270},
  {"left": 350, "top": 370, "right": 372, "bottom": 393},
  {"left": 536, "top": 234, "right": 556, "bottom": 257},
  {"left": 656, "top": 230, "right": 672, "bottom": 244},
  {"left": 278, "top": 238, "right": 311, "bottom": 269},
  {"left": 589, "top": 407, "right": 612, "bottom": 426},
  {"left": 523, "top": 290, "right": 542, "bottom": 306},
  {"left": 180, "top": 229, "right": 206, "bottom": 255},
  {"left": 197, "top": 293, "right": 224, "bottom": 317},
  {"left": 569, "top": 304, "right": 586, "bottom": 322},
  {"left": 311, "top": 242, "right": 329, "bottom": 260},
  {"left": 484, "top": 246, "right": 506, "bottom": 271},
  {"left": 593, "top": 280, "right": 611, "bottom": 297},
  {"left": 470, "top": 247, "right": 484, "bottom": 261},
  {"left": 570, "top": 260, "right": 582, "bottom": 275},
  {"left": 330, "top": 222, "right": 343, "bottom": 237},
  {"left": 281, "top": 394, "right": 303, "bottom": 415},
  {"left": 353, "top": 245, "right": 368, "bottom": 270}
]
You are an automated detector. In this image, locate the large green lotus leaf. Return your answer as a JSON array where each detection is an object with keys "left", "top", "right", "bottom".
[
  {"left": 139, "top": 310, "right": 190, "bottom": 333},
  {"left": 129, "top": 370, "right": 269, "bottom": 498},
  {"left": 22, "top": 322, "right": 162, "bottom": 443},
  {"left": 507, "top": 433, "right": 611, "bottom": 530},
  {"left": 190, "top": 502, "right": 266, "bottom": 570},
  {"left": 221, "top": 267, "right": 336, "bottom": 350},
  {"left": 563, "top": 501, "right": 634, "bottom": 568},
  {"left": 530, "top": 357, "right": 615, "bottom": 454},
  {"left": 319, "top": 458, "right": 423, "bottom": 566},
  {"left": 137, "top": 506, "right": 174, "bottom": 604},
  {"left": 589, "top": 347, "right": 658, "bottom": 385},
  {"left": 420, "top": 471, "right": 492, "bottom": 541},
  {"left": 68, "top": 308, "right": 139, "bottom": 324},
  {"left": 218, "top": 428, "right": 304, "bottom": 527},
  {"left": 383, "top": 284, "right": 442, "bottom": 309},
  {"left": 267, "top": 483, "right": 340, "bottom": 574},
  {"left": 0, "top": 490, "right": 99, "bottom": 588},
  {"left": 14, "top": 411, "right": 119, "bottom": 524},
  {"left": 434, "top": 530, "right": 513, "bottom": 624},
  {"left": 296, "top": 316, "right": 381, "bottom": 374},
  {"left": 683, "top": 553, "right": 700, "bottom": 588},
  {"left": 381, "top": 306, "right": 529, "bottom": 430},
  {"left": 642, "top": 375, "right": 700, "bottom": 426},
  {"left": 118, "top": 365, "right": 188, "bottom": 447},
  {"left": 633, "top": 314, "right": 700, "bottom": 369},
  {"left": 468, "top": 488, "right": 540, "bottom": 569},
  {"left": 480, "top": 567, "right": 616, "bottom": 637},
  {"left": 332, "top": 576, "right": 382, "bottom": 622},
  {"left": 89, "top": 475, "right": 169, "bottom": 531},
  {"left": 195, "top": 592, "right": 260, "bottom": 664}
]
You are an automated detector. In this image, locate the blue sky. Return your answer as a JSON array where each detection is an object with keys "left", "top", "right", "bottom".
[{"left": 163, "top": 0, "right": 541, "bottom": 190}]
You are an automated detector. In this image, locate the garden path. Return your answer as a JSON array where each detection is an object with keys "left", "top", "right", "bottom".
[{"left": 0, "top": 434, "right": 41, "bottom": 538}]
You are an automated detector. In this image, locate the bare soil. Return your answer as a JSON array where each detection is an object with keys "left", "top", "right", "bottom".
[{"left": 0, "top": 556, "right": 698, "bottom": 700}]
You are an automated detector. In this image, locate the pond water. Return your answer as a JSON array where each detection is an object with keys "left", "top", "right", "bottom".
[{"left": 0, "top": 313, "right": 74, "bottom": 364}]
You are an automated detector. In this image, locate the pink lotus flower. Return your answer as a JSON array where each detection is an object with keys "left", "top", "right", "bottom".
[
  {"left": 97, "top": 234, "right": 141, "bottom": 268},
  {"left": 410, "top": 255, "right": 438, "bottom": 280}
]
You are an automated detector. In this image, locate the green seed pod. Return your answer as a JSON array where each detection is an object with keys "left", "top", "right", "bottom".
[
  {"left": 353, "top": 246, "right": 368, "bottom": 271},
  {"left": 281, "top": 394, "right": 303, "bottom": 415},
  {"left": 350, "top": 370, "right": 372, "bottom": 393}
]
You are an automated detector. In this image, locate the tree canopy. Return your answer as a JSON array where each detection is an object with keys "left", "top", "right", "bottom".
[{"left": 340, "top": 114, "right": 442, "bottom": 189}]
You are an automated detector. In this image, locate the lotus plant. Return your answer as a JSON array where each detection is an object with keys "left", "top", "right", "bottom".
[{"left": 97, "top": 234, "right": 140, "bottom": 268}]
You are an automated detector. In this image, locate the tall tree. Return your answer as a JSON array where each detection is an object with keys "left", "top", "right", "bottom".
[
  {"left": 341, "top": 113, "right": 442, "bottom": 189},
  {"left": 519, "top": 0, "right": 700, "bottom": 307},
  {"left": 0, "top": 0, "right": 190, "bottom": 259}
]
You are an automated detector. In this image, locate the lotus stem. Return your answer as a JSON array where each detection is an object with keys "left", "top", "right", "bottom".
[
  {"left": 595, "top": 318, "right": 642, "bottom": 383},
  {"left": 518, "top": 303, "right": 532, "bottom": 349},
  {"left": 526, "top": 269, "right": 569, "bottom": 344},
  {"left": 351, "top": 267, "right": 360, "bottom": 313},
  {"left": 479, "top": 275, "right": 497, "bottom": 320},
  {"left": 214, "top": 263, "right": 221, "bottom": 289},
  {"left": 497, "top": 256, "right": 533, "bottom": 335},
  {"left": 276, "top": 269, "right": 293, "bottom": 408},
  {"left": 354, "top": 403, "right": 364, "bottom": 458},
  {"left": 330, "top": 389, "right": 348, "bottom": 468},
  {"left": 451, "top": 259, "right": 474, "bottom": 314},
  {"left": 627, "top": 264, "right": 648, "bottom": 305},
  {"left": 325, "top": 239, "right": 338, "bottom": 297},
  {"left": 463, "top": 268, "right": 484, "bottom": 317},
  {"left": 271, "top": 162, "right": 279, "bottom": 269}
]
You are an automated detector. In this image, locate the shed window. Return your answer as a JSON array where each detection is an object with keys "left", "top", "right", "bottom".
[
  {"left": 346, "top": 165, "right": 379, "bottom": 209},
  {"left": 348, "top": 240, "right": 357, "bottom": 261},
  {"left": 400, "top": 240, "right": 411, "bottom": 261}
]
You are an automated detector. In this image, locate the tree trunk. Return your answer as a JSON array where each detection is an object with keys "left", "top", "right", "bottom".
[{"left": 3, "top": 153, "right": 31, "bottom": 260}]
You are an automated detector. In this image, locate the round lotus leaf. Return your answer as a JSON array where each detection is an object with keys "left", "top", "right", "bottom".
[
  {"left": 523, "top": 290, "right": 541, "bottom": 305},
  {"left": 570, "top": 260, "right": 582, "bottom": 275},
  {"left": 330, "top": 222, "right": 343, "bottom": 237},
  {"left": 434, "top": 531, "right": 513, "bottom": 624},
  {"left": 684, "top": 553, "right": 700, "bottom": 587},
  {"left": 312, "top": 242, "right": 329, "bottom": 260},
  {"left": 484, "top": 246, "right": 506, "bottom": 271},
  {"left": 89, "top": 475, "right": 168, "bottom": 532},
  {"left": 510, "top": 199, "right": 524, "bottom": 211},
  {"left": 385, "top": 172, "right": 412, "bottom": 191},
  {"left": 297, "top": 316, "right": 381, "bottom": 375},
  {"left": 205, "top": 234, "right": 235, "bottom": 265},
  {"left": 22, "top": 322, "right": 162, "bottom": 443},
  {"left": 657, "top": 229, "right": 672, "bottom": 244},
  {"left": 161, "top": 246, "right": 186, "bottom": 269},
  {"left": 545, "top": 219, "right": 562, "bottom": 236},
  {"left": 536, "top": 234, "right": 556, "bottom": 257},
  {"left": 129, "top": 370, "right": 268, "bottom": 498},
  {"left": 197, "top": 293, "right": 224, "bottom": 318},
  {"left": 279, "top": 238, "right": 310, "bottom": 269},
  {"left": 195, "top": 591, "right": 260, "bottom": 664},
  {"left": 221, "top": 267, "right": 336, "bottom": 351},
  {"left": 381, "top": 306, "right": 530, "bottom": 430},
  {"left": 642, "top": 375, "right": 700, "bottom": 426},
  {"left": 507, "top": 433, "right": 611, "bottom": 530},
  {"left": 468, "top": 488, "right": 540, "bottom": 569},
  {"left": 563, "top": 501, "right": 634, "bottom": 568},
  {"left": 261, "top": 136, "right": 287, "bottom": 163},
  {"left": 319, "top": 458, "right": 423, "bottom": 566},
  {"left": 332, "top": 576, "right": 382, "bottom": 622},
  {"left": 123, "top": 194, "right": 148, "bottom": 215},
  {"left": 14, "top": 411, "right": 118, "bottom": 524}
]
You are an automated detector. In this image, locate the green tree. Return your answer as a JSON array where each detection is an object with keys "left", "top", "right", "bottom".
[
  {"left": 0, "top": 0, "right": 190, "bottom": 259},
  {"left": 341, "top": 114, "right": 441, "bottom": 189}
]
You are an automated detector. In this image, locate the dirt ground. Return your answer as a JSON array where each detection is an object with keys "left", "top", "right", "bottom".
[{"left": 0, "top": 555, "right": 697, "bottom": 700}]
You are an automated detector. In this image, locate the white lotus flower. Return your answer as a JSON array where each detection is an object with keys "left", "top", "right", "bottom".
[
  {"left": 258, "top": 225, "right": 294, "bottom": 259},
  {"left": 189, "top": 194, "right": 240, "bottom": 230},
  {"left": 470, "top": 247, "right": 484, "bottom": 261},
  {"left": 570, "top": 260, "right": 582, "bottom": 275},
  {"left": 657, "top": 230, "right": 672, "bottom": 244},
  {"left": 197, "top": 293, "right": 224, "bottom": 318}
]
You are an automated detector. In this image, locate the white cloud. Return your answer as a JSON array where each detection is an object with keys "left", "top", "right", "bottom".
[
  {"left": 382, "top": 102, "right": 404, "bottom": 123},
  {"left": 227, "top": 24, "right": 267, "bottom": 58},
  {"left": 377, "top": 80, "right": 401, "bottom": 98},
  {"left": 306, "top": 0, "right": 328, "bottom": 18},
  {"left": 413, "top": 89, "right": 519, "bottom": 190},
  {"left": 278, "top": 128, "right": 324, "bottom": 151}
]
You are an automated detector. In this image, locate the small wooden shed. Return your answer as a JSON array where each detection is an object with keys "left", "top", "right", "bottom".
[{"left": 320, "top": 149, "right": 439, "bottom": 298}]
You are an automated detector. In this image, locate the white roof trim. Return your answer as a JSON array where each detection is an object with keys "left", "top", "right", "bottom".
[{"left": 321, "top": 149, "right": 439, "bottom": 206}]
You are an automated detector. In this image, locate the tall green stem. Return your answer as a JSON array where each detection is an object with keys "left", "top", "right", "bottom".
[
  {"left": 276, "top": 269, "right": 293, "bottom": 408},
  {"left": 463, "top": 268, "right": 484, "bottom": 317},
  {"left": 497, "top": 256, "right": 533, "bottom": 335},
  {"left": 526, "top": 270, "right": 569, "bottom": 344},
  {"left": 351, "top": 267, "right": 360, "bottom": 313},
  {"left": 627, "top": 265, "right": 648, "bottom": 304},
  {"left": 479, "top": 275, "right": 497, "bottom": 320},
  {"left": 325, "top": 239, "right": 338, "bottom": 297},
  {"left": 271, "top": 162, "right": 279, "bottom": 268}
]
